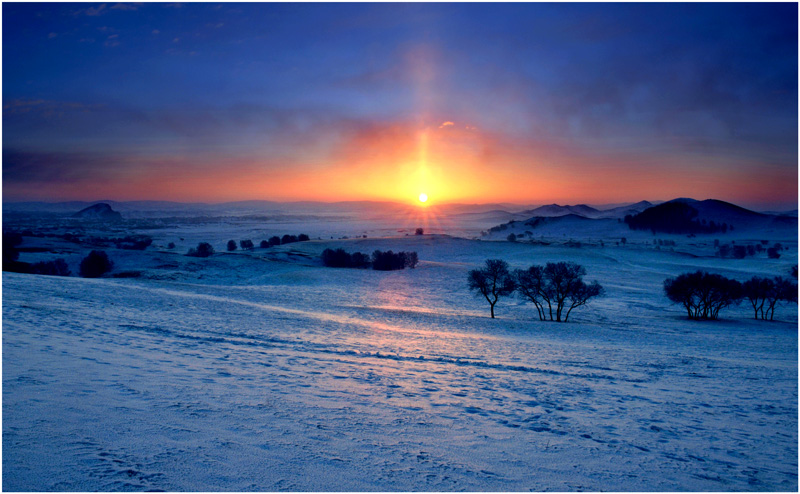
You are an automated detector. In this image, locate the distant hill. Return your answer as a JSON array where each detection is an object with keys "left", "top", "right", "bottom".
[
  {"left": 483, "top": 197, "right": 796, "bottom": 241},
  {"left": 594, "top": 200, "right": 653, "bottom": 219},
  {"left": 520, "top": 204, "right": 601, "bottom": 218},
  {"left": 71, "top": 203, "right": 123, "bottom": 221},
  {"left": 514, "top": 201, "right": 653, "bottom": 220}
]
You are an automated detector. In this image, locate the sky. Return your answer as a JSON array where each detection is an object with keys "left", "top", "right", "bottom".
[{"left": 3, "top": 2, "right": 798, "bottom": 209}]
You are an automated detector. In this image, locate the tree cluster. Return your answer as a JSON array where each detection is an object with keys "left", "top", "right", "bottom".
[
  {"left": 663, "top": 271, "right": 742, "bottom": 320},
  {"left": 321, "top": 248, "right": 371, "bottom": 268},
  {"left": 372, "top": 250, "right": 419, "bottom": 270},
  {"left": 467, "top": 259, "right": 603, "bottom": 321},
  {"left": 321, "top": 248, "right": 418, "bottom": 271},
  {"left": 715, "top": 242, "right": 781, "bottom": 259},
  {"left": 515, "top": 262, "right": 604, "bottom": 322}
]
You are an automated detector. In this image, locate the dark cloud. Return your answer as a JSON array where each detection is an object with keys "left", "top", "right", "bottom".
[{"left": 3, "top": 149, "right": 116, "bottom": 183}]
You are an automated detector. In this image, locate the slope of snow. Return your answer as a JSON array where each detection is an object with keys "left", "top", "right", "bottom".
[{"left": 3, "top": 229, "right": 797, "bottom": 491}]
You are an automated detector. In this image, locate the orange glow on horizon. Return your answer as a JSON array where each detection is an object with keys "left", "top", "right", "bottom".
[{"left": 4, "top": 122, "right": 796, "bottom": 211}]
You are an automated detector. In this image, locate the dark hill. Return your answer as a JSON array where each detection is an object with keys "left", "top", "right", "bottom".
[
  {"left": 72, "top": 203, "right": 122, "bottom": 221},
  {"left": 625, "top": 198, "right": 766, "bottom": 234}
]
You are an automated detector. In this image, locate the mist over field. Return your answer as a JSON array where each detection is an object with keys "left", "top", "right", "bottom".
[{"left": 3, "top": 199, "right": 797, "bottom": 491}]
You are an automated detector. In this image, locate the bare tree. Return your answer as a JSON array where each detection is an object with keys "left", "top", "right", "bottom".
[
  {"left": 467, "top": 259, "right": 516, "bottom": 319},
  {"left": 513, "top": 265, "right": 549, "bottom": 321},
  {"left": 764, "top": 276, "right": 798, "bottom": 321},
  {"left": 564, "top": 279, "right": 604, "bottom": 322},
  {"left": 743, "top": 277, "right": 772, "bottom": 319}
]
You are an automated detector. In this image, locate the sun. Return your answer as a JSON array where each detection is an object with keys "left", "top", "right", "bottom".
[{"left": 418, "top": 193, "right": 428, "bottom": 203}]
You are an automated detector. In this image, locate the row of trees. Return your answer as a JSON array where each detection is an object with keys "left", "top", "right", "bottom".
[
  {"left": 664, "top": 271, "right": 797, "bottom": 320},
  {"left": 468, "top": 259, "right": 797, "bottom": 323},
  {"left": 468, "top": 259, "right": 603, "bottom": 320},
  {"left": 321, "top": 248, "right": 419, "bottom": 271},
  {"left": 716, "top": 241, "right": 783, "bottom": 259},
  {"left": 228, "top": 234, "right": 310, "bottom": 251},
  {"left": 3, "top": 244, "right": 113, "bottom": 278}
]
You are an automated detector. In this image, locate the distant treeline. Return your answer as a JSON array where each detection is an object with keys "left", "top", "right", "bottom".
[
  {"left": 321, "top": 248, "right": 418, "bottom": 271},
  {"left": 625, "top": 202, "right": 730, "bottom": 234},
  {"left": 228, "top": 234, "right": 310, "bottom": 251}
]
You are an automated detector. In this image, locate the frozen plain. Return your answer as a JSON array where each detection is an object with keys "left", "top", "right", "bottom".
[{"left": 3, "top": 208, "right": 798, "bottom": 491}]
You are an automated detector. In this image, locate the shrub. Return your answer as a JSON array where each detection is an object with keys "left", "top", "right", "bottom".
[
  {"left": 227, "top": 240, "right": 237, "bottom": 251},
  {"left": 767, "top": 247, "right": 781, "bottom": 259},
  {"left": 507, "top": 233, "right": 517, "bottom": 242},
  {"left": 187, "top": 242, "right": 214, "bottom": 257},
  {"left": 415, "top": 228, "right": 424, "bottom": 235},
  {"left": 30, "top": 259, "right": 71, "bottom": 276},
  {"left": 663, "top": 271, "right": 742, "bottom": 320},
  {"left": 112, "top": 271, "right": 142, "bottom": 278},
  {"left": 3, "top": 231, "right": 22, "bottom": 266},
  {"left": 168, "top": 242, "right": 176, "bottom": 249},
  {"left": 79, "top": 250, "right": 113, "bottom": 278},
  {"left": 260, "top": 240, "right": 270, "bottom": 248},
  {"left": 114, "top": 235, "right": 152, "bottom": 250},
  {"left": 240, "top": 239, "right": 254, "bottom": 250},
  {"left": 268, "top": 236, "right": 281, "bottom": 247},
  {"left": 298, "top": 234, "right": 310, "bottom": 242},
  {"left": 281, "top": 234, "right": 298, "bottom": 245}
]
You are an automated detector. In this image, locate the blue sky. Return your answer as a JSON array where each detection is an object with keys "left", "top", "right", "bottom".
[{"left": 3, "top": 2, "right": 797, "bottom": 208}]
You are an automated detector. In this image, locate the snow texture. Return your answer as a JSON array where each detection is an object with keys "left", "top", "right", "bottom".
[{"left": 3, "top": 207, "right": 797, "bottom": 491}]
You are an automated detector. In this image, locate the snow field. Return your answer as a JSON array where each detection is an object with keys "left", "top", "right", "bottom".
[{"left": 3, "top": 232, "right": 798, "bottom": 491}]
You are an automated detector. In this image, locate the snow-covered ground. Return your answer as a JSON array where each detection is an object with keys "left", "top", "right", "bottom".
[{"left": 3, "top": 210, "right": 797, "bottom": 491}]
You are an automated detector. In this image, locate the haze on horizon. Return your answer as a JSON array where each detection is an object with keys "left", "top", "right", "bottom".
[{"left": 3, "top": 3, "right": 798, "bottom": 210}]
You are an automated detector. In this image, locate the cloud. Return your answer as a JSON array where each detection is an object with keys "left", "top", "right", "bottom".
[
  {"left": 111, "top": 3, "right": 138, "bottom": 11},
  {"left": 3, "top": 99, "right": 104, "bottom": 115},
  {"left": 438, "top": 121, "right": 454, "bottom": 129},
  {"left": 3, "top": 149, "right": 112, "bottom": 183},
  {"left": 48, "top": 32, "right": 58, "bottom": 39},
  {"left": 83, "top": 4, "right": 107, "bottom": 16},
  {"left": 152, "top": 29, "right": 160, "bottom": 35},
  {"left": 105, "top": 34, "right": 120, "bottom": 47}
]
